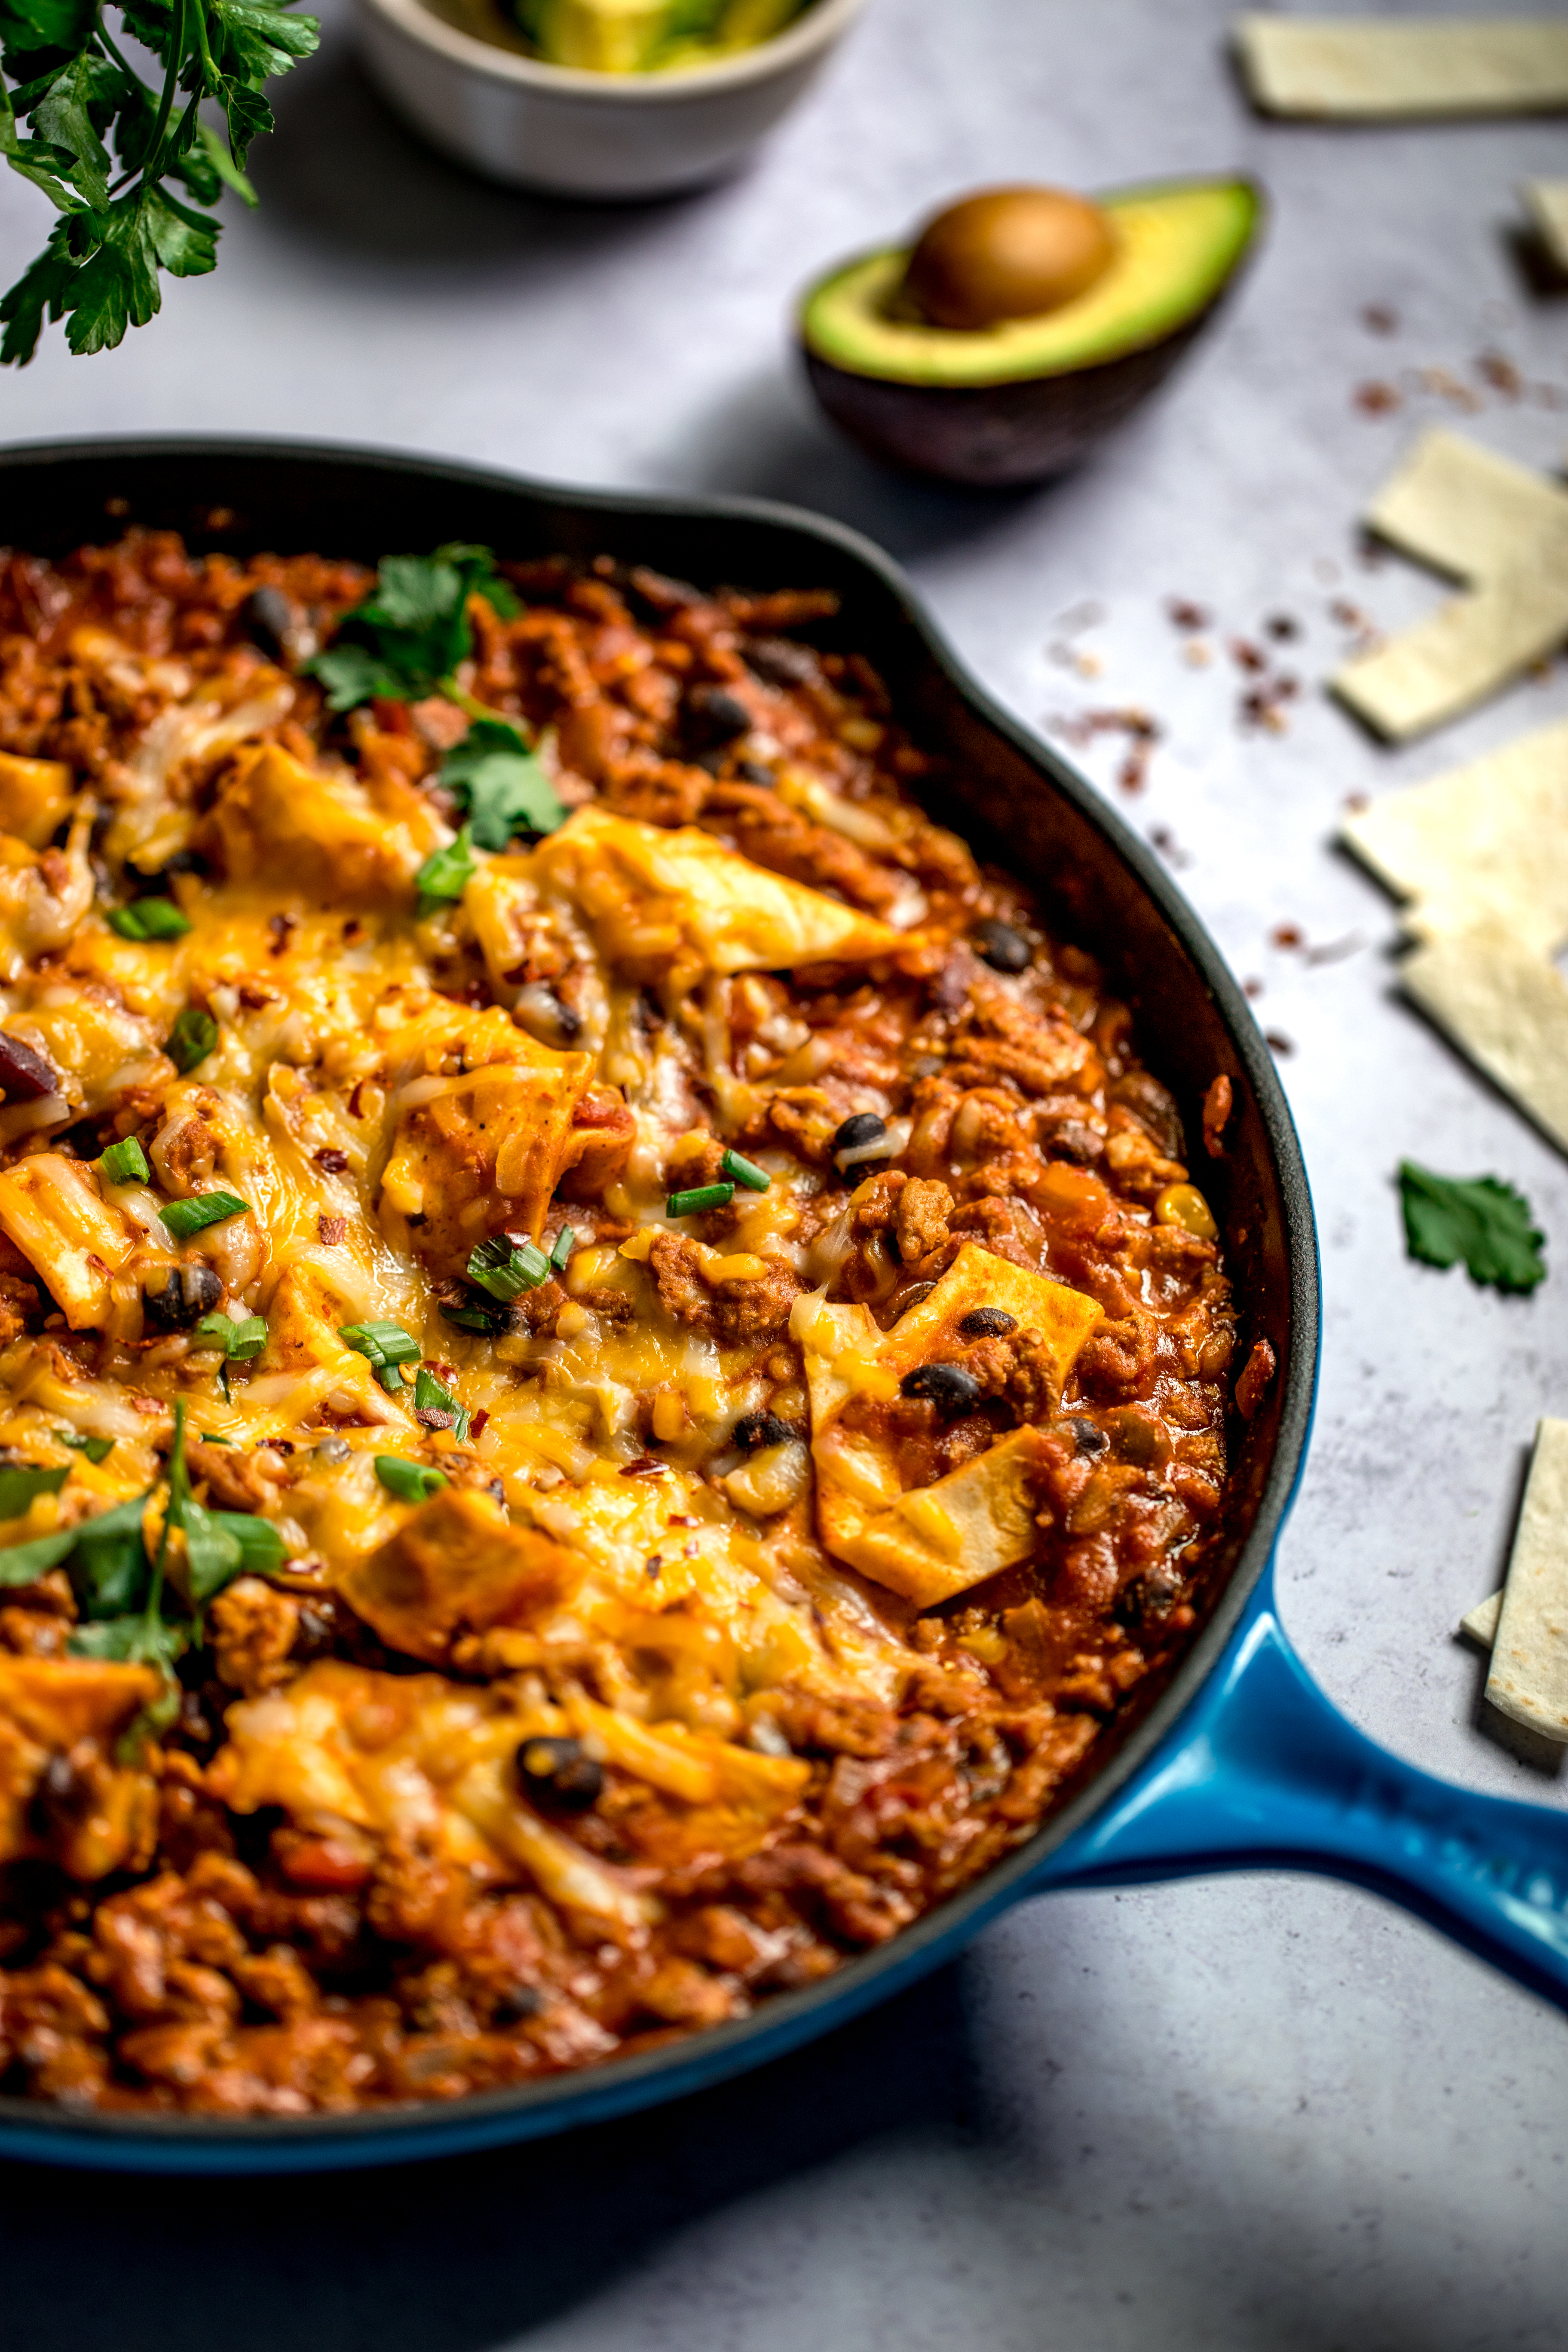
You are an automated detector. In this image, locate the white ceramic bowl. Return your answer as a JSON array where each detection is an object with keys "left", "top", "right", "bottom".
[{"left": 351, "top": 0, "right": 869, "bottom": 197}]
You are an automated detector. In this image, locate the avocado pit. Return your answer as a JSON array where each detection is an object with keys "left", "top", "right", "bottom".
[{"left": 901, "top": 186, "right": 1117, "bottom": 333}]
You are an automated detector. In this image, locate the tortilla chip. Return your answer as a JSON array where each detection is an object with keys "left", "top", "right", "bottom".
[
  {"left": 1459, "top": 1589, "right": 1502, "bottom": 1648},
  {"left": 1235, "top": 17, "right": 1568, "bottom": 119},
  {"left": 1334, "top": 567, "right": 1568, "bottom": 741},
  {"left": 1400, "top": 922, "right": 1568, "bottom": 1157},
  {"left": 800, "top": 1242, "right": 1102, "bottom": 1605},
  {"left": 1341, "top": 718, "right": 1568, "bottom": 957},
  {"left": 1486, "top": 1418, "right": 1568, "bottom": 1739},
  {"left": 1362, "top": 428, "right": 1568, "bottom": 586},
  {"left": 1524, "top": 178, "right": 1568, "bottom": 272}
]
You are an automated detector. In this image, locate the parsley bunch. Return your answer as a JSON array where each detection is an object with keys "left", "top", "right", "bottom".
[{"left": 0, "top": 0, "right": 319, "bottom": 365}]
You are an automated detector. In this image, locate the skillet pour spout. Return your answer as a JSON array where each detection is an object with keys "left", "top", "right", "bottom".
[{"left": 0, "top": 436, "right": 1549, "bottom": 2182}]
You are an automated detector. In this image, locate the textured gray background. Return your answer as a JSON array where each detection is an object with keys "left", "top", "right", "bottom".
[{"left": 3, "top": 0, "right": 1568, "bottom": 2343}]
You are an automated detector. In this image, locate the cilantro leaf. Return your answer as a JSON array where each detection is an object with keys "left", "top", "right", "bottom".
[
  {"left": 415, "top": 822, "right": 475, "bottom": 918},
  {"left": 304, "top": 545, "right": 521, "bottom": 712},
  {"left": 0, "top": 1526, "right": 77, "bottom": 1586},
  {"left": 0, "top": 1460, "right": 69, "bottom": 1518},
  {"left": 1398, "top": 1161, "right": 1547, "bottom": 1296},
  {"left": 440, "top": 720, "right": 564, "bottom": 848},
  {"left": 69, "top": 1488, "right": 152, "bottom": 1617}
]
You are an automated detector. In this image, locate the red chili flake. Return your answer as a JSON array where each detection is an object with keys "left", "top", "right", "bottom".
[
  {"left": 620, "top": 1456, "right": 666, "bottom": 1477},
  {"left": 342, "top": 919, "right": 363, "bottom": 943},
  {"left": 236, "top": 986, "right": 274, "bottom": 1011},
  {"left": 1360, "top": 303, "right": 1399, "bottom": 335},
  {"left": 1264, "top": 1031, "right": 1295, "bottom": 1055},
  {"left": 1264, "top": 614, "right": 1299, "bottom": 642},
  {"left": 1229, "top": 639, "right": 1265, "bottom": 673},
  {"left": 413, "top": 1406, "right": 456, "bottom": 1430},
  {"left": 1476, "top": 350, "right": 1522, "bottom": 399},
  {"left": 470, "top": 1409, "right": 490, "bottom": 1439},
  {"left": 346, "top": 1082, "right": 368, "bottom": 1120},
  {"left": 313, "top": 1148, "right": 349, "bottom": 1173},
  {"left": 267, "top": 911, "right": 297, "bottom": 958},
  {"left": 317, "top": 1214, "right": 347, "bottom": 1246},
  {"left": 1270, "top": 923, "right": 1305, "bottom": 950},
  {"left": 668, "top": 1514, "right": 697, "bottom": 1526},
  {"left": 1354, "top": 381, "right": 1402, "bottom": 416},
  {"left": 1166, "top": 598, "right": 1211, "bottom": 631}
]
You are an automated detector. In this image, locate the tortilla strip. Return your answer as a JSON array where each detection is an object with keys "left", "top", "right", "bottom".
[
  {"left": 1524, "top": 178, "right": 1568, "bottom": 272},
  {"left": 1341, "top": 719, "right": 1568, "bottom": 957},
  {"left": 1234, "top": 17, "right": 1568, "bottom": 120},
  {"left": 1335, "top": 566, "right": 1568, "bottom": 741},
  {"left": 1400, "top": 922, "right": 1568, "bottom": 1158},
  {"left": 1486, "top": 1419, "right": 1568, "bottom": 1739},
  {"left": 1460, "top": 1590, "right": 1502, "bottom": 1648},
  {"left": 1362, "top": 428, "right": 1568, "bottom": 587}
]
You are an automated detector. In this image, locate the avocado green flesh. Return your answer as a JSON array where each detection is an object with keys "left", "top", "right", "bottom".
[{"left": 802, "top": 181, "right": 1260, "bottom": 389}]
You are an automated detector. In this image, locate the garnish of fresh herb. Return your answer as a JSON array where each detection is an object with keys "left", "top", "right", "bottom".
[
  {"left": 161, "top": 1187, "right": 248, "bottom": 1239},
  {"left": 413, "top": 1364, "right": 471, "bottom": 1442},
  {"left": 338, "top": 1318, "right": 420, "bottom": 1392},
  {"left": 668, "top": 1182, "right": 733, "bottom": 1218},
  {"left": 192, "top": 1308, "right": 266, "bottom": 1359},
  {"left": 466, "top": 1233, "right": 550, "bottom": 1301},
  {"left": 414, "top": 822, "right": 475, "bottom": 919},
  {"left": 438, "top": 720, "right": 564, "bottom": 849},
  {"left": 441, "top": 1295, "right": 504, "bottom": 1336},
  {"left": 57, "top": 1429, "right": 114, "bottom": 1463},
  {"left": 166, "top": 1004, "right": 218, "bottom": 1072},
  {"left": 1398, "top": 1161, "right": 1547, "bottom": 1295},
  {"left": 305, "top": 546, "right": 520, "bottom": 712},
  {"left": 107, "top": 898, "right": 191, "bottom": 940},
  {"left": 0, "top": 0, "right": 320, "bottom": 368},
  {"left": 0, "top": 1460, "right": 68, "bottom": 1518},
  {"left": 549, "top": 1226, "right": 575, "bottom": 1272},
  {"left": 100, "top": 1135, "right": 150, "bottom": 1185},
  {"left": 374, "top": 1455, "right": 447, "bottom": 1503}
]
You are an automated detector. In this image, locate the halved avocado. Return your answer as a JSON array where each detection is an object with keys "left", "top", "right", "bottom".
[{"left": 800, "top": 178, "right": 1263, "bottom": 488}]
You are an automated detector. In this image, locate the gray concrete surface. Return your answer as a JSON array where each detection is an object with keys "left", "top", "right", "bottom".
[{"left": 3, "top": 0, "right": 1568, "bottom": 2343}]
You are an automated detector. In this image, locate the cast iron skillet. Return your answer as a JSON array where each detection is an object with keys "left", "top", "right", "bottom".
[{"left": 0, "top": 439, "right": 1563, "bottom": 2177}]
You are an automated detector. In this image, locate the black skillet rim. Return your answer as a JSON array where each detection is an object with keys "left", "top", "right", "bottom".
[{"left": 0, "top": 437, "right": 1319, "bottom": 2165}]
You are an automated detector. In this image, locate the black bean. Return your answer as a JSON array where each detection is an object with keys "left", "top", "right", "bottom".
[
  {"left": 1115, "top": 1564, "right": 1185, "bottom": 1631},
  {"left": 900, "top": 1363, "right": 982, "bottom": 1415},
  {"left": 143, "top": 1262, "right": 224, "bottom": 1331},
  {"left": 242, "top": 585, "right": 294, "bottom": 660},
  {"left": 972, "top": 919, "right": 1032, "bottom": 974},
  {"left": 832, "top": 1112, "right": 887, "bottom": 1154},
  {"left": 743, "top": 636, "right": 818, "bottom": 687},
  {"left": 686, "top": 686, "right": 753, "bottom": 748},
  {"left": 733, "top": 1410, "right": 795, "bottom": 1452},
  {"left": 29, "top": 1751, "right": 86, "bottom": 1840},
  {"left": 517, "top": 1736, "right": 602, "bottom": 1813},
  {"left": 1071, "top": 1418, "right": 1109, "bottom": 1457},
  {"left": 492, "top": 1983, "right": 543, "bottom": 2024},
  {"left": 890, "top": 1281, "right": 937, "bottom": 1318},
  {"left": 0, "top": 1030, "right": 59, "bottom": 1105},
  {"left": 959, "top": 1307, "right": 1016, "bottom": 1339},
  {"left": 738, "top": 760, "right": 776, "bottom": 786}
]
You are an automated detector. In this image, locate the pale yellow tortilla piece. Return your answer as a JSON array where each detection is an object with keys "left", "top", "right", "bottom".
[
  {"left": 1523, "top": 178, "right": 1568, "bottom": 272},
  {"left": 1487, "top": 1419, "right": 1568, "bottom": 1739},
  {"left": 1340, "top": 718, "right": 1568, "bottom": 958},
  {"left": 1334, "top": 565, "right": 1568, "bottom": 741},
  {"left": 1234, "top": 17, "right": 1568, "bottom": 119},
  {"left": 1400, "top": 922, "right": 1568, "bottom": 1157},
  {"left": 1363, "top": 428, "right": 1568, "bottom": 586},
  {"left": 1460, "top": 1589, "right": 1502, "bottom": 1648},
  {"left": 801, "top": 1241, "right": 1102, "bottom": 1605},
  {"left": 529, "top": 805, "right": 905, "bottom": 982}
]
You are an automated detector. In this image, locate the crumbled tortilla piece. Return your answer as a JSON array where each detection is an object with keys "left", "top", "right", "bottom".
[
  {"left": 1235, "top": 16, "right": 1568, "bottom": 119},
  {"left": 1523, "top": 178, "right": 1568, "bottom": 272},
  {"left": 1401, "top": 923, "right": 1568, "bottom": 1159},
  {"left": 1486, "top": 1419, "right": 1568, "bottom": 1740},
  {"left": 1459, "top": 1589, "right": 1502, "bottom": 1648}
]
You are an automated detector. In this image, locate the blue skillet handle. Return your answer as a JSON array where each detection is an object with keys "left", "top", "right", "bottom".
[{"left": 1040, "top": 1568, "right": 1568, "bottom": 2011}]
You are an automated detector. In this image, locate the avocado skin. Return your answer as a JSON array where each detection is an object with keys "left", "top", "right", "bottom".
[{"left": 803, "top": 294, "right": 1225, "bottom": 489}]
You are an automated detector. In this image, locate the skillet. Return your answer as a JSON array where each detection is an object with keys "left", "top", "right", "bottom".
[{"left": 0, "top": 436, "right": 1563, "bottom": 2175}]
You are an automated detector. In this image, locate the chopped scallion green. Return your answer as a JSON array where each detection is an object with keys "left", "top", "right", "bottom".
[
  {"left": 466, "top": 1234, "right": 551, "bottom": 1301},
  {"left": 720, "top": 1149, "right": 770, "bottom": 1193},
  {"left": 166, "top": 1006, "right": 219, "bottom": 1074},
  {"left": 100, "top": 1136, "right": 150, "bottom": 1186},
  {"left": 549, "top": 1226, "right": 576, "bottom": 1272},
  {"left": 374, "top": 1456, "right": 448, "bottom": 1503},
  {"left": 107, "top": 899, "right": 192, "bottom": 941},
  {"left": 161, "top": 1190, "right": 249, "bottom": 1240},
  {"left": 667, "top": 1182, "right": 734, "bottom": 1218}
]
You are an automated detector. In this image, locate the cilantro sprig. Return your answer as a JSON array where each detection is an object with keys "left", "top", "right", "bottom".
[
  {"left": 305, "top": 547, "right": 566, "bottom": 849},
  {"left": 0, "top": 0, "right": 320, "bottom": 366},
  {"left": 1398, "top": 1161, "right": 1547, "bottom": 1296}
]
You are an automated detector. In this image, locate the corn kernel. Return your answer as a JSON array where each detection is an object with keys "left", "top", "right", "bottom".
[{"left": 1155, "top": 1182, "right": 1218, "bottom": 1242}]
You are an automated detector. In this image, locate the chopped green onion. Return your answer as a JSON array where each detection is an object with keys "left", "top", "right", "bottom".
[
  {"left": 413, "top": 1365, "right": 472, "bottom": 1442},
  {"left": 198, "top": 1431, "right": 233, "bottom": 1445},
  {"left": 225, "top": 1316, "right": 267, "bottom": 1361},
  {"left": 100, "top": 1136, "right": 150, "bottom": 1186},
  {"left": 414, "top": 823, "right": 476, "bottom": 919},
  {"left": 720, "top": 1149, "right": 770, "bottom": 1194},
  {"left": 466, "top": 1234, "right": 551, "bottom": 1301},
  {"left": 0, "top": 1462, "right": 70, "bottom": 1519},
  {"left": 191, "top": 1312, "right": 233, "bottom": 1353},
  {"left": 340, "top": 1320, "right": 421, "bottom": 1393},
  {"left": 56, "top": 1430, "right": 114, "bottom": 1464},
  {"left": 374, "top": 1456, "right": 448, "bottom": 1503},
  {"left": 548, "top": 1226, "right": 576, "bottom": 1272},
  {"left": 667, "top": 1183, "right": 734, "bottom": 1218},
  {"left": 161, "top": 1190, "right": 249, "bottom": 1240},
  {"left": 166, "top": 1006, "right": 218, "bottom": 1074},
  {"left": 107, "top": 899, "right": 192, "bottom": 941},
  {"left": 441, "top": 1298, "right": 503, "bottom": 1336}
]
